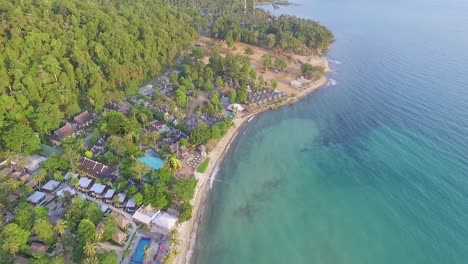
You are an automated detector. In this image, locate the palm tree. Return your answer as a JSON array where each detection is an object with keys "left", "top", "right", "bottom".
[
  {"left": 82, "top": 256, "right": 100, "bottom": 264},
  {"left": 167, "top": 155, "right": 182, "bottom": 171},
  {"left": 1, "top": 236, "right": 20, "bottom": 256},
  {"left": 143, "top": 245, "right": 152, "bottom": 264},
  {"left": 83, "top": 242, "right": 98, "bottom": 257},
  {"left": 54, "top": 219, "right": 68, "bottom": 236}
]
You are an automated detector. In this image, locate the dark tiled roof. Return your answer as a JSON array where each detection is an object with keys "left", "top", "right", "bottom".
[
  {"left": 78, "top": 158, "right": 116, "bottom": 180},
  {"left": 74, "top": 111, "right": 93, "bottom": 126},
  {"left": 50, "top": 123, "right": 77, "bottom": 142}
]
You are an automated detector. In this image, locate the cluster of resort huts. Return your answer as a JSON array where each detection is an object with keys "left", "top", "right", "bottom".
[
  {"left": 248, "top": 88, "right": 288, "bottom": 106},
  {"left": 147, "top": 120, "right": 190, "bottom": 159},
  {"left": 0, "top": 154, "right": 47, "bottom": 192}
]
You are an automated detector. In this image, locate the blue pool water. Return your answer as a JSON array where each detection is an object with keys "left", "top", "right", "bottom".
[
  {"left": 138, "top": 156, "right": 164, "bottom": 170},
  {"left": 147, "top": 149, "right": 157, "bottom": 156},
  {"left": 131, "top": 238, "right": 151, "bottom": 263},
  {"left": 225, "top": 112, "right": 233, "bottom": 118}
]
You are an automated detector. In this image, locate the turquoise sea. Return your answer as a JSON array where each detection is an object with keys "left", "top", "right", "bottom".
[{"left": 194, "top": 0, "right": 468, "bottom": 263}]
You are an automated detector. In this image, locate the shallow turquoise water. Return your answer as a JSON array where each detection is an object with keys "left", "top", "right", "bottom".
[{"left": 194, "top": 0, "right": 468, "bottom": 263}]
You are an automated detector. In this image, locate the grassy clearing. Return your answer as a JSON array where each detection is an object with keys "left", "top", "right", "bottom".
[{"left": 196, "top": 158, "right": 210, "bottom": 173}]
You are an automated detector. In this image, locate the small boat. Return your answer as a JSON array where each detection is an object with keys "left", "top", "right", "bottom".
[{"left": 248, "top": 116, "right": 255, "bottom": 122}]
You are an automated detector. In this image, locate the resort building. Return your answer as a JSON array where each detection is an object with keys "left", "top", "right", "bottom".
[
  {"left": 73, "top": 111, "right": 93, "bottom": 128},
  {"left": 56, "top": 187, "right": 77, "bottom": 197},
  {"left": 227, "top": 103, "right": 245, "bottom": 112},
  {"left": 77, "top": 177, "right": 94, "bottom": 192},
  {"left": 116, "top": 214, "right": 131, "bottom": 230},
  {"left": 100, "top": 205, "right": 111, "bottom": 215},
  {"left": 19, "top": 173, "right": 32, "bottom": 183},
  {"left": 96, "top": 222, "right": 105, "bottom": 239},
  {"left": 132, "top": 205, "right": 160, "bottom": 225},
  {"left": 63, "top": 172, "right": 79, "bottom": 182},
  {"left": 90, "top": 137, "right": 106, "bottom": 156},
  {"left": 139, "top": 84, "right": 154, "bottom": 97},
  {"left": 50, "top": 123, "right": 78, "bottom": 145},
  {"left": 27, "top": 191, "right": 47, "bottom": 206},
  {"left": 147, "top": 120, "right": 168, "bottom": 133},
  {"left": 112, "top": 231, "right": 128, "bottom": 245},
  {"left": 77, "top": 157, "right": 116, "bottom": 181},
  {"left": 41, "top": 180, "right": 60, "bottom": 193},
  {"left": 29, "top": 242, "right": 49, "bottom": 256},
  {"left": 89, "top": 183, "right": 107, "bottom": 198},
  {"left": 13, "top": 154, "right": 47, "bottom": 173},
  {"left": 125, "top": 199, "right": 136, "bottom": 213},
  {"left": 106, "top": 101, "right": 132, "bottom": 114},
  {"left": 115, "top": 193, "right": 127, "bottom": 208},
  {"left": 153, "top": 212, "right": 178, "bottom": 230},
  {"left": 103, "top": 189, "right": 116, "bottom": 203}
]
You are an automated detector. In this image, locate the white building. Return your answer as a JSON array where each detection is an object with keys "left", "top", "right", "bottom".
[
  {"left": 153, "top": 212, "right": 178, "bottom": 230},
  {"left": 132, "top": 205, "right": 160, "bottom": 225}
]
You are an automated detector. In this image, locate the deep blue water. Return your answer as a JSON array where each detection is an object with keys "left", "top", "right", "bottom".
[
  {"left": 194, "top": 0, "right": 468, "bottom": 263},
  {"left": 131, "top": 238, "right": 151, "bottom": 263}
]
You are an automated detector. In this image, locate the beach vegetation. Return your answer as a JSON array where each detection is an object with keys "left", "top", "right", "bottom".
[
  {"left": 173, "top": 179, "right": 198, "bottom": 202},
  {"left": 179, "top": 203, "right": 193, "bottom": 222},
  {"left": 197, "top": 158, "right": 210, "bottom": 173}
]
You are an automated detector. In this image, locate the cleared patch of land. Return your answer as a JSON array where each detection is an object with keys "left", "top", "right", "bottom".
[{"left": 200, "top": 37, "right": 330, "bottom": 97}]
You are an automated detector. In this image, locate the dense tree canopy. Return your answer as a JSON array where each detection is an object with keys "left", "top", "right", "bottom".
[{"left": 0, "top": 0, "right": 200, "bottom": 153}]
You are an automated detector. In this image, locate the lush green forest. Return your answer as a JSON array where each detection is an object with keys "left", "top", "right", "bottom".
[{"left": 0, "top": 0, "right": 200, "bottom": 141}]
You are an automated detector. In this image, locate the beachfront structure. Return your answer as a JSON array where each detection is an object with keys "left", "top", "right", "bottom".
[
  {"left": 132, "top": 205, "right": 160, "bottom": 225},
  {"left": 27, "top": 191, "right": 47, "bottom": 206},
  {"left": 227, "top": 103, "right": 245, "bottom": 112},
  {"left": 89, "top": 183, "right": 107, "bottom": 198},
  {"left": 41, "top": 180, "right": 60, "bottom": 193},
  {"left": 77, "top": 177, "right": 94, "bottom": 192},
  {"left": 153, "top": 212, "right": 178, "bottom": 230}
]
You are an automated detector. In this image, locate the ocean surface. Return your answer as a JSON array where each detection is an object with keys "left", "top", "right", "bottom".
[{"left": 194, "top": 0, "right": 468, "bottom": 263}]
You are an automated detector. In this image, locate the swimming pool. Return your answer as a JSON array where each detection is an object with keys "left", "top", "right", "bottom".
[
  {"left": 131, "top": 238, "right": 151, "bottom": 264},
  {"left": 146, "top": 149, "right": 157, "bottom": 156},
  {"left": 225, "top": 112, "right": 233, "bottom": 118},
  {"left": 138, "top": 156, "right": 164, "bottom": 170}
]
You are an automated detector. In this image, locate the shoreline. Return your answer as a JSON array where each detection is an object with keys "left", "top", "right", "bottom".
[{"left": 173, "top": 57, "right": 330, "bottom": 264}]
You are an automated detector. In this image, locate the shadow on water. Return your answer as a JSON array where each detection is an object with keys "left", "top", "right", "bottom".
[{"left": 233, "top": 178, "right": 283, "bottom": 221}]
